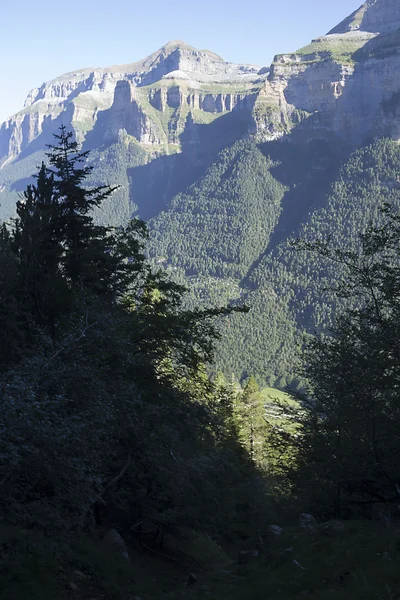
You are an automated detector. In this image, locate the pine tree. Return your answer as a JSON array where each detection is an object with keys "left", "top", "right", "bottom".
[
  {"left": 0, "top": 128, "right": 257, "bottom": 541},
  {"left": 0, "top": 223, "right": 21, "bottom": 367},
  {"left": 235, "top": 376, "right": 267, "bottom": 464},
  {"left": 13, "top": 163, "right": 67, "bottom": 335},
  {"left": 45, "top": 126, "right": 121, "bottom": 294}
]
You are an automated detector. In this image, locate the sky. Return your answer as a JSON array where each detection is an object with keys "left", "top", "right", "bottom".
[{"left": 0, "top": 0, "right": 361, "bottom": 124}]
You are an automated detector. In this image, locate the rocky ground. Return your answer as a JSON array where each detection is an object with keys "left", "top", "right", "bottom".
[{"left": 2, "top": 515, "right": 400, "bottom": 600}]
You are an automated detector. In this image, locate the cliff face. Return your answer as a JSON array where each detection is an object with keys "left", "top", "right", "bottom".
[
  {"left": 1, "top": 2, "right": 400, "bottom": 386},
  {"left": 329, "top": 0, "right": 400, "bottom": 35},
  {"left": 0, "top": 41, "right": 263, "bottom": 164},
  {"left": 251, "top": 24, "right": 400, "bottom": 145},
  {"left": 0, "top": 70, "right": 119, "bottom": 162},
  {"left": 2, "top": 0, "right": 400, "bottom": 167}
]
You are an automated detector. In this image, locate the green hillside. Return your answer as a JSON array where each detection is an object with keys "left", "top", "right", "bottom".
[
  {"left": 147, "top": 138, "right": 400, "bottom": 387},
  {"left": 2, "top": 104, "right": 400, "bottom": 390},
  {"left": 149, "top": 141, "right": 286, "bottom": 279}
]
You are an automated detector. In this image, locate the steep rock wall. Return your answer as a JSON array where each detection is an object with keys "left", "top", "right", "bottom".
[
  {"left": 0, "top": 41, "right": 262, "bottom": 164},
  {"left": 250, "top": 29, "right": 400, "bottom": 144}
]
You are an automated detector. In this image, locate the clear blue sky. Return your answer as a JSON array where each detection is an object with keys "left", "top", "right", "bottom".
[{"left": 0, "top": 0, "right": 360, "bottom": 123}]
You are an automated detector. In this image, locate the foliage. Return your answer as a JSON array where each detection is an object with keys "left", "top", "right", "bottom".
[
  {"left": 0, "top": 128, "right": 261, "bottom": 547},
  {"left": 3, "top": 118, "right": 400, "bottom": 390},
  {"left": 147, "top": 138, "right": 400, "bottom": 388},
  {"left": 292, "top": 200, "right": 400, "bottom": 516},
  {"left": 148, "top": 138, "right": 302, "bottom": 385},
  {"left": 234, "top": 376, "right": 268, "bottom": 465}
]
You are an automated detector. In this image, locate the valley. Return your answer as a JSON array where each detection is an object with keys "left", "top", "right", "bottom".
[
  {"left": 3, "top": 2, "right": 400, "bottom": 385},
  {"left": 2, "top": 2, "right": 400, "bottom": 598}
]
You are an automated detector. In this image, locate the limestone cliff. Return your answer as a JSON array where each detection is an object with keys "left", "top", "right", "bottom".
[
  {"left": 0, "top": 41, "right": 263, "bottom": 164},
  {"left": 2, "top": 0, "right": 400, "bottom": 166},
  {"left": 251, "top": 3, "right": 400, "bottom": 145}
]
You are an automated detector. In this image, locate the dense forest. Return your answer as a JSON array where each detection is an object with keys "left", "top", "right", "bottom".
[
  {"left": 4, "top": 126, "right": 400, "bottom": 391},
  {"left": 1, "top": 128, "right": 400, "bottom": 599},
  {"left": 147, "top": 138, "right": 400, "bottom": 389}
]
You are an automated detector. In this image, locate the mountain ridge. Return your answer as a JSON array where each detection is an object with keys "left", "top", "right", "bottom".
[
  {"left": 0, "top": 40, "right": 264, "bottom": 165},
  {"left": 3, "top": 2, "right": 400, "bottom": 169},
  {"left": 328, "top": 0, "right": 400, "bottom": 35}
]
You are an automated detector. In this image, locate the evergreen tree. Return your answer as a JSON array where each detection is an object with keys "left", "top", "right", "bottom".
[
  {"left": 0, "top": 128, "right": 258, "bottom": 543},
  {"left": 235, "top": 376, "right": 267, "bottom": 464},
  {"left": 45, "top": 126, "right": 119, "bottom": 291},
  {"left": 294, "top": 201, "right": 400, "bottom": 516},
  {"left": 0, "top": 223, "right": 20, "bottom": 367},
  {"left": 13, "top": 164, "right": 67, "bottom": 336}
]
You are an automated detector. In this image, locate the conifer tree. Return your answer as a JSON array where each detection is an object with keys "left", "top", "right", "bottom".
[
  {"left": 0, "top": 128, "right": 255, "bottom": 541},
  {"left": 0, "top": 223, "right": 20, "bottom": 367},
  {"left": 295, "top": 202, "right": 400, "bottom": 514},
  {"left": 45, "top": 125, "right": 120, "bottom": 294},
  {"left": 13, "top": 163, "right": 67, "bottom": 335},
  {"left": 235, "top": 376, "right": 267, "bottom": 464}
]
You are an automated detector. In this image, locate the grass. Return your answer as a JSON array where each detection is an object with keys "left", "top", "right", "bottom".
[
  {"left": 272, "top": 33, "right": 373, "bottom": 67},
  {"left": 261, "top": 387, "right": 301, "bottom": 436},
  {"left": 295, "top": 36, "right": 370, "bottom": 65},
  {"left": 191, "top": 108, "right": 228, "bottom": 125},
  {"left": 261, "top": 386, "right": 298, "bottom": 407},
  {"left": 139, "top": 79, "right": 264, "bottom": 95},
  {"left": 18, "top": 101, "right": 64, "bottom": 117}
]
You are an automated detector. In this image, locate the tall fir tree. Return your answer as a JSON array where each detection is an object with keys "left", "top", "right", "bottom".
[
  {"left": 45, "top": 125, "right": 120, "bottom": 294},
  {"left": 13, "top": 164, "right": 67, "bottom": 337},
  {"left": 0, "top": 223, "right": 21, "bottom": 367},
  {"left": 235, "top": 376, "right": 268, "bottom": 464}
]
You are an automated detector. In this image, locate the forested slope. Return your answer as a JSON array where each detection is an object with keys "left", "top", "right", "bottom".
[
  {"left": 148, "top": 138, "right": 400, "bottom": 387},
  {"left": 257, "top": 138, "right": 400, "bottom": 333},
  {"left": 3, "top": 109, "right": 400, "bottom": 389}
]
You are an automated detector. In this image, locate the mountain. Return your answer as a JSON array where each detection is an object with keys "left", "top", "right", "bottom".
[
  {"left": 1, "top": 0, "right": 400, "bottom": 386},
  {"left": 3, "top": 2, "right": 400, "bottom": 168},
  {"left": 0, "top": 41, "right": 262, "bottom": 163},
  {"left": 329, "top": 0, "right": 400, "bottom": 35},
  {"left": 0, "top": 40, "right": 266, "bottom": 223}
]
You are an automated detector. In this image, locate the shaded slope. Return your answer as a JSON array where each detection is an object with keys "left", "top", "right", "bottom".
[
  {"left": 149, "top": 140, "right": 286, "bottom": 279},
  {"left": 148, "top": 138, "right": 400, "bottom": 386}
]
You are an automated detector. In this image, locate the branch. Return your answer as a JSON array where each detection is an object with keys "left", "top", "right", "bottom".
[
  {"left": 42, "top": 320, "right": 99, "bottom": 370},
  {"left": 81, "top": 453, "right": 131, "bottom": 528},
  {"left": 96, "top": 452, "right": 131, "bottom": 502}
]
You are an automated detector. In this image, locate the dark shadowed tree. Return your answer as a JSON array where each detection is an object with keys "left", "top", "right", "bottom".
[{"left": 294, "top": 202, "right": 400, "bottom": 516}]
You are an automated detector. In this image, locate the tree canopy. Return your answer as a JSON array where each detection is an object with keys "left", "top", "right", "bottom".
[{"left": 0, "top": 127, "right": 259, "bottom": 544}]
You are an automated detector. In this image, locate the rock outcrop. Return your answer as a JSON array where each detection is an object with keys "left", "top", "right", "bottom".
[
  {"left": 0, "top": 41, "right": 263, "bottom": 164},
  {"left": 329, "top": 0, "right": 400, "bottom": 36},
  {"left": 2, "top": 0, "right": 400, "bottom": 165},
  {"left": 251, "top": 24, "right": 400, "bottom": 144}
]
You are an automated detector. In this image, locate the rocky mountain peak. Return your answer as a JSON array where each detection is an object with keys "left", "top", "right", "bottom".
[
  {"left": 0, "top": 40, "right": 264, "bottom": 164},
  {"left": 3, "top": 0, "right": 400, "bottom": 169},
  {"left": 328, "top": 0, "right": 400, "bottom": 35},
  {"left": 17, "top": 41, "right": 261, "bottom": 113},
  {"left": 133, "top": 40, "right": 260, "bottom": 84}
]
